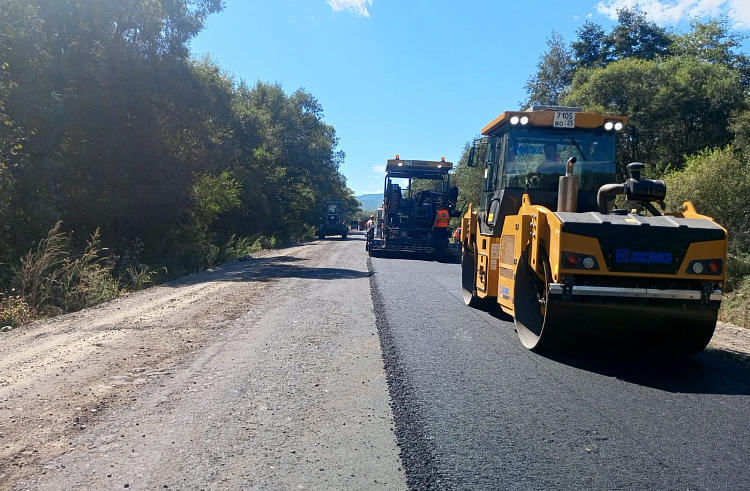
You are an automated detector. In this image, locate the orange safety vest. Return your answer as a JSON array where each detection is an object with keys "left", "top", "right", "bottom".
[{"left": 433, "top": 209, "right": 450, "bottom": 228}]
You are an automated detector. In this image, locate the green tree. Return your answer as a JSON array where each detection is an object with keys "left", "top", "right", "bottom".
[
  {"left": 671, "top": 18, "right": 750, "bottom": 87},
  {"left": 572, "top": 22, "right": 607, "bottom": 69},
  {"left": 604, "top": 8, "right": 673, "bottom": 61},
  {"left": 563, "top": 57, "right": 745, "bottom": 174},
  {"left": 664, "top": 147, "right": 750, "bottom": 253},
  {"left": 449, "top": 142, "right": 483, "bottom": 212},
  {"left": 573, "top": 8, "right": 673, "bottom": 70},
  {"left": 0, "top": 0, "right": 359, "bottom": 286},
  {"left": 524, "top": 31, "right": 575, "bottom": 107}
]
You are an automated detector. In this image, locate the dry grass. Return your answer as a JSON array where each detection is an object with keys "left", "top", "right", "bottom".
[{"left": 5, "top": 222, "right": 119, "bottom": 327}]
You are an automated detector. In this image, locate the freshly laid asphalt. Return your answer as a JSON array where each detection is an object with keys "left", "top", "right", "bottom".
[{"left": 369, "top": 255, "right": 750, "bottom": 491}]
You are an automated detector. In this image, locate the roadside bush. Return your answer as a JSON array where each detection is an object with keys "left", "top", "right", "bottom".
[
  {"left": 721, "top": 276, "right": 750, "bottom": 328},
  {"left": 60, "top": 229, "right": 119, "bottom": 311},
  {"left": 124, "top": 265, "right": 159, "bottom": 292},
  {"left": 0, "top": 293, "right": 32, "bottom": 329},
  {"left": 16, "top": 222, "right": 70, "bottom": 312},
  {"left": 12, "top": 222, "right": 118, "bottom": 318},
  {"left": 663, "top": 146, "right": 750, "bottom": 253},
  {"left": 727, "top": 253, "right": 750, "bottom": 292},
  {"left": 222, "top": 235, "right": 260, "bottom": 261}
]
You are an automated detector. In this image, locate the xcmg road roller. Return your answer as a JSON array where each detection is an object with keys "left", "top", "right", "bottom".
[{"left": 461, "top": 106, "right": 728, "bottom": 356}]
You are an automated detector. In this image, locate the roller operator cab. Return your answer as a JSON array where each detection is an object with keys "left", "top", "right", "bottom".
[
  {"left": 460, "top": 106, "right": 728, "bottom": 357},
  {"left": 366, "top": 156, "right": 462, "bottom": 262},
  {"left": 318, "top": 201, "right": 348, "bottom": 239}
]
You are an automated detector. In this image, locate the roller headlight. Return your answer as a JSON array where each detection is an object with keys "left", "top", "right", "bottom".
[
  {"left": 582, "top": 257, "right": 595, "bottom": 269},
  {"left": 604, "top": 121, "right": 614, "bottom": 131},
  {"left": 692, "top": 262, "right": 704, "bottom": 274},
  {"left": 510, "top": 116, "right": 520, "bottom": 125},
  {"left": 520, "top": 116, "right": 529, "bottom": 125},
  {"left": 614, "top": 122, "right": 623, "bottom": 131}
]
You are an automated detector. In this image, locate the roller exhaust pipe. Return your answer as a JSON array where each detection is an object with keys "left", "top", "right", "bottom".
[{"left": 557, "top": 157, "right": 578, "bottom": 213}]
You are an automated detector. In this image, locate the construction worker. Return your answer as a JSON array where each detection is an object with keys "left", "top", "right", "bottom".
[{"left": 538, "top": 142, "right": 566, "bottom": 175}]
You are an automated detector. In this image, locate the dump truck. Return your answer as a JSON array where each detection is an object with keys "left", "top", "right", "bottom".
[
  {"left": 318, "top": 201, "right": 348, "bottom": 239},
  {"left": 367, "top": 156, "right": 462, "bottom": 262},
  {"left": 461, "top": 106, "right": 728, "bottom": 356}
]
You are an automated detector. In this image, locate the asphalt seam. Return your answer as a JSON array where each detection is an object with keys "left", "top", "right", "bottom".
[{"left": 368, "top": 257, "right": 455, "bottom": 491}]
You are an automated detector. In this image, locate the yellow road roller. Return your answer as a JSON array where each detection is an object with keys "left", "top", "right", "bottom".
[{"left": 460, "top": 106, "right": 728, "bottom": 356}]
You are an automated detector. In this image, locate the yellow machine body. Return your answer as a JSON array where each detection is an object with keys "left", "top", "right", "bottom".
[{"left": 461, "top": 107, "right": 728, "bottom": 356}]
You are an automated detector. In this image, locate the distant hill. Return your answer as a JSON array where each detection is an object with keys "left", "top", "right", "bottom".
[{"left": 356, "top": 193, "right": 383, "bottom": 212}]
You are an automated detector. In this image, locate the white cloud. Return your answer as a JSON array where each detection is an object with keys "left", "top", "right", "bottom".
[
  {"left": 327, "top": 0, "right": 373, "bottom": 17},
  {"left": 596, "top": 0, "right": 750, "bottom": 29},
  {"left": 373, "top": 164, "right": 386, "bottom": 174},
  {"left": 728, "top": 0, "right": 750, "bottom": 29}
]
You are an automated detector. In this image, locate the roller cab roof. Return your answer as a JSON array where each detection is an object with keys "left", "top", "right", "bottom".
[{"left": 482, "top": 107, "right": 628, "bottom": 136}]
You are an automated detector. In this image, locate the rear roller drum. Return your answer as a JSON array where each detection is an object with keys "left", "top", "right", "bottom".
[{"left": 461, "top": 249, "right": 490, "bottom": 309}]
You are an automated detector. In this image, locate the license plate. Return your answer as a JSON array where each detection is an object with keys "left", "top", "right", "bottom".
[{"left": 554, "top": 111, "right": 576, "bottom": 128}]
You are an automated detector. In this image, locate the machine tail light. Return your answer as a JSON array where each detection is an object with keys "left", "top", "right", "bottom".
[
  {"left": 687, "top": 259, "right": 723, "bottom": 275},
  {"left": 562, "top": 252, "right": 599, "bottom": 270}
]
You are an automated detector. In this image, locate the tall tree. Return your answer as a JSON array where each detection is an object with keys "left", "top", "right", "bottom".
[
  {"left": 572, "top": 21, "right": 608, "bottom": 69},
  {"left": 605, "top": 8, "right": 673, "bottom": 61},
  {"left": 524, "top": 31, "right": 575, "bottom": 107},
  {"left": 572, "top": 8, "right": 673, "bottom": 69},
  {"left": 671, "top": 17, "right": 750, "bottom": 87},
  {"left": 563, "top": 57, "right": 746, "bottom": 174}
]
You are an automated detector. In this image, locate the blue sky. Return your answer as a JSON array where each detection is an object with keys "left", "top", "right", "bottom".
[{"left": 190, "top": 0, "right": 750, "bottom": 196}]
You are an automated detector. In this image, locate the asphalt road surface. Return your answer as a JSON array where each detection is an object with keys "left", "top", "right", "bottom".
[{"left": 370, "top": 254, "right": 750, "bottom": 491}]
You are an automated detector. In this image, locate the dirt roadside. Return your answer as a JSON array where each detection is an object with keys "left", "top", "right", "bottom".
[
  {"left": 0, "top": 235, "right": 406, "bottom": 490},
  {"left": 707, "top": 321, "right": 750, "bottom": 362}
]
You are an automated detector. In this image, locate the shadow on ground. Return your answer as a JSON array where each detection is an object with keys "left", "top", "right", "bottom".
[
  {"left": 166, "top": 253, "right": 371, "bottom": 288},
  {"left": 543, "top": 345, "right": 750, "bottom": 396},
  {"left": 469, "top": 295, "right": 750, "bottom": 396}
]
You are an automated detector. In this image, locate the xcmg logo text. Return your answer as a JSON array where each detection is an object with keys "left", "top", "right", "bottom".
[{"left": 615, "top": 249, "right": 673, "bottom": 264}]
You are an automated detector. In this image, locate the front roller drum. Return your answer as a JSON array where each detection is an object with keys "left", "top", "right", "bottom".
[
  {"left": 513, "top": 254, "right": 556, "bottom": 352},
  {"left": 513, "top": 255, "right": 719, "bottom": 357}
]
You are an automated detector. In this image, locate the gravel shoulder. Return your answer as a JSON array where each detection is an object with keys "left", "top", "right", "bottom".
[
  {"left": 709, "top": 321, "right": 750, "bottom": 360},
  {"left": 1, "top": 234, "right": 405, "bottom": 491}
]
